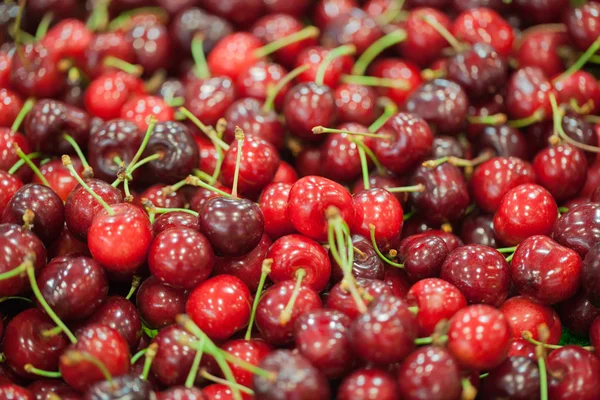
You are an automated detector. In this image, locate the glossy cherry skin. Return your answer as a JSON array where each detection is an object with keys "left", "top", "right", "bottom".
[
  {"left": 184, "top": 77, "right": 237, "bottom": 127},
  {"left": 0, "top": 385, "right": 34, "bottom": 400},
  {"left": 399, "top": 8, "right": 452, "bottom": 67},
  {"left": 198, "top": 197, "right": 264, "bottom": 257},
  {"left": 480, "top": 356, "right": 540, "bottom": 400},
  {"left": 84, "top": 374, "right": 151, "bottom": 400},
  {"left": 283, "top": 82, "right": 336, "bottom": 142},
  {"left": 557, "top": 291, "right": 600, "bottom": 336},
  {"left": 149, "top": 228, "right": 214, "bottom": 290},
  {"left": 452, "top": 8, "right": 514, "bottom": 58},
  {"left": 150, "top": 325, "right": 198, "bottom": 387},
  {"left": 334, "top": 84, "right": 379, "bottom": 126},
  {"left": 28, "top": 380, "right": 80, "bottom": 400},
  {"left": 564, "top": 3, "right": 600, "bottom": 51},
  {"left": 548, "top": 346, "right": 600, "bottom": 400},
  {"left": 170, "top": 6, "right": 233, "bottom": 54},
  {"left": 3, "top": 309, "right": 69, "bottom": 379},
  {"left": 583, "top": 243, "right": 600, "bottom": 307},
  {"left": 368, "top": 58, "right": 423, "bottom": 107},
  {"left": 591, "top": 317, "right": 600, "bottom": 359},
  {"left": 511, "top": 235, "right": 582, "bottom": 305},
  {"left": 447, "top": 304, "right": 511, "bottom": 370},
  {"left": 321, "top": 8, "right": 382, "bottom": 54},
  {"left": 219, "top": 339, "right": 271, "bottom": 392},
  {"left": 202, "top": 384, "right": 233, "bottom": 400},
  {"left": 505, "top": 67, "right": 555, "bottom": 121},
  {"left": 85, "top": 72, "right": 144, "bottom": 120},
  {"left": 187, "top": 275, "right": 252, "bottom": 341},
  {"left": 330, "top": 234, "right": 385, "bottom": 282},
  {"left": 553, "top": 203, "right": 600, "bottom": 258},
  {"left": 338, "top": 368, "right": 397, "bottom": 400},
  {"left": 407, "top": 278, "right": 467, "bottom": 336},
  {"left": 273, "top": 161, "right": 298, "bottom": 184},
  {"left": 287, "top": 176, "right": 354, "bottom": 242},
  {"left": 235, "top": 62, "right": 289, "bottom": 112},
  {"left": 295, "top": 46, "right": 354, "bottom": 88},
  {"left": 441, "top": 244, "right": 511, "bottom": 307},
  {"left": 121, "top": 95, "right": 174, "bottom": 132},
  {"left": 258, "top": 183, "right": 296, "bottom": 239},
  {"left": 37, "top": 254, "right": 108, "bottom": 321},
  {"left": 141, "top": 184, "right": 186, "bottom": 210},
  {"left": 327, "top": 278, "right": 393, "bottom": 319},
  {"left": 555, "top": 71, "right": 600, "bottom": 116},
  {"left": 59, "top": 324, "right": 130, "bottom": 392},
  {"left": 136, "top": 276, "right": 186, "bottom": 329},
  {"left": 206, "top": 32, "right": 263, "bottom": 81},
  {"left": 294, "top": 309, "right": 353, "bottom": 378},
  {"left": 313, "top": 0, "right": 357, "bottom": 28},
  {"left": 410, "top": 163, "right": 470, "bottom": 225},
  {"left": 320, "top": 125, "right": 365, "bottom": 183},
  {"left": 471, "top": 157, "right": 536, "bottom": 213},
  {"left": 88, "top": 296, "right": 142, "bottom": 351},
  {"left": 533, "top": 144, "right": 587, "bottom": 202},
  {"left": 2, "top": 183, "right": 64, "bottom": 246},
  {"left": 10, "top": 43, "right": 64, "bottom": 98},
  {"left": 372, "top": 112, "right": 434, "bottom": 175},
  {"left": 255, "top": 279, "right": 322, "bottom": 345},
  {"left": 0, "top": 89, "right": 22, "bottom": 129},
  {"left": 222, "top": 97, "right": 284, "bottom": 150},
  {"left": 501, "top": 295, "right": 562, "bottom": 345},
  {"left": 349, "top": 295, "right": 417, "bottom": 364},
  {"left": 0, "top": 172, "right": 23, "bottom": 217},
  {"left": 460, "top": 213, "right": 500, "bottom": 248},
  {"left": 493, "top": 183, "right": 559, "bottom": 246},
  {"left": 32, "top": 158, "right": 82, "bottom": 202},
  {"left": 352, "top": 188, "right": 403, "bottom": 250},
  {"left": 398, "top": 234, "right": 449, "bottom": 282},
  {"left": 406, "top": 79, "right": 469, "bottom": 135},
  {"left": 0, "top": 128, "right": 32, "bottom": 182},
  {"left": 397, "top": 346, "right": 462, "bottom": 400},
  {"left": 475, "top": 124, "right": 529, "bottom": 160},
  {"left": 267, "top": 234, "right": 331, "bottom": 292}
]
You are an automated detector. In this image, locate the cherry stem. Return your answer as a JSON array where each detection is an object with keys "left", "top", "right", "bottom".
[
  {"left": 0, "top": 255, "right": 31, "bottom": 281},
  {"left": 63, "top": 350, "right": 112, "bottom": 382},
  {"left": 125, "top": 275, "right": 141, "bottom": 301},
  {"left": 358, "top": 144, "right": 370, "bottom": 190},
  {"left": 26, "top": 262, "right": 77, "bottom": 344},
  {"left": 193, "top": 169, "right": 214, "bottom": 183},
  {"left": 178, "top": 107, "right": 230, "bottom": 151},
  {"left": 0, "top": 296, "right": 32, "bottom": 304},
  {"left": 369, "top": 99, "right": 398, "bottom": 132},
  {"left": 554, "top": 37, "right": 600, "bottom": 84},
  {"left": 312, "top": 126, "right": 392, "bottom": 140},
  {"left": 107, "top": 7, "right": 168, "bottom": 31},
  {"left": 369, "top": 224, "right": 404, "bottom": 268},
  {"left": 254, "top": 26, "right": 320, "bottom": 59},
  {"left": 245, "top": 259, "right": 273, "bottom": 340},
  {"left": 507, "top": 109, "right": 545, "bottom": 129},
  {"left": 62, "top": 134, "right": 92, "bottom": 177},
  {"left": 127, "top": 116, "right": 158, "bottom": 175},
  {"left": 496, "top": 246, "right": 517, "bottom": 253},
  {"left": 141, "top": 343, "right": 158, "bottom": 381},
  {"left": 421, "top": 15, "right": 466, "bottom": 53},
  {"left": 569, "top": 98, "right": 594, "bottom": 115},
  {"left": 103, "top": 56, "right": 143, "bottom": 76},
  {"left": 14, "top": 144, "right": 49, "bottom": 186},
  {"left": 349, "top": 138, "right": 386, "bottom": 176},
  {"left": 13, "top": 0, "right": 26, "bottom": 49},
  {"left": 279, "top": 268, "right": 307, "bottom": 326},
  {"left": 467, "top": 113, "right": 507, "bottom": 126},
  {"left": 505, "top": 253, "right": 515, "bottom": 263},
  {"left": 42, "top": 326, "right": 63, "bottom": 337},
  {"left": 585, "top": 115, "right": 600, "bottom": 124},
  {"left": 403, "top": 208, "right": 416, "bottom": 221},
  {"left": 538, "top": 355, "right": 549, "bottom": 400},
  {"left": 191, "top": 34, "right": 211, "bottom": 80},
  {"left": 558, "top": 206, "right": 569, "bottom": 214},
  {"left": 130, "top": 348, "right": 147, "bottom": 365},
  {"left": 24, "top": 364, "right": 61, "bottom": 379},
  {"left": 414, "top": 334, "right": 448, "bottom": 346},
  {"left": 35, "top": 12, "right": 53, "bottom": 40},
  {"left": 185, "top": 337, "right": 204, "bottom": 388},
  {"left": 64, "top": 155, "right": 115, "bottom": 216},
  {"left": 8, "top": 151, "right": 41, "bottom": 175},
  {"left": 341, "top": 74, "right": 409, "bottom": 90},
  {"left": 86, "top": 0, "right": 109, "bottom": 31},
  {"left": 386, "top": 184, "right": 425, "bottom": 193},
  {"left": 128, "top": 153, "right": 161, "bottom": 176},
  {"left": 315, "top": 44, "right": 356, "bottom": 87},
  {"left": 352, "top": 29, "right": 407, "bottom": 76},
  {"left": 263, "top": 64, "right": 309, "bottom": 112},
  {"left": 421, "top": 68, "right": 446, "bottom": 81},
  {"left": 375, "top": 0, "right": 406, "bottom": 25},
  {"left": 201, "top": 368, "right": 255, "bottom": 395},
  {"left": 186, "top": 175, "right": 234, "bottom": 198},
  {"left": 550, "top": 93, "right": 600, "bottom": 153},
  {"left": 461, "top": 377, "right": 478, "bottom": 400},
  {"left": 10, "top": 98, "right": 34, "bottom": 133},
  {"left": 423, "top": 150, "right": 493, "bottom": 168},
  {"left": 231, "top": 127, "right": 245, "bottom": 199}
]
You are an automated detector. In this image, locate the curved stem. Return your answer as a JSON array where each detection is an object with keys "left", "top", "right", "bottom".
[
  {"left": 42, "top": 326, "right": 63, "bottom": 337},
  {"left": 254, "top": 26, "right": 320, "bottom": 59},
  {"left": 550, "top": 93, "right": 600, "bottom": 153},
  {"left": 369, "top": 99, "right": 398, "bottom": 132},
  {"left": 130, "top": 348, "right": 148, "bottom": 365},
  {"left": 245, "top": 259, "right": 272, "bottom": 340},
  {"left": 279, "top": 269, "right": 306, "bottom": 326},
  {"left": 13, "top": 145, "right": 49, "bottom": 187},
  {"left": 201, "top": 369, "right": 255, "bottom": 395},
  {"left": 375, "top": 0, "right": 405, "bottom": 25},
  {"left": 350, "top": 139, "right": 386, "bottom": 176},
  {"left": 554, "top": 37, "right": 600, "bottom": 83},
  {"left": 141, "top": 343, "right": 158, "bottom": 381},
  {"left": 86, "top": 0, "right": 109, "bottom": 31},
  {"left": 312, "top": 126, "right": 392, "bottom": 139},
  {"left": 369, "top": 224, "right": 404, "bottom": 268},
  {"left": 128, "top": 117, "right": 158, "bottom": 174},
  {"left": 186, "top": 176, "right": 234, "bottom": 199},
  {"left": 8, "top": 152, "right": 41, "bottom": 175},
  {"left": 24, "top": 364, "right": 61, "bottom": 378},
  {"left": 191, "top": 34, "right": 211, "bottom": 80},
  {"left": 62, "top": 134, "right": 91, "bottom": 171},
  {"left": 178, "top": 107, "right": 230, "bottom": 150},
  {"left": 467, "top": 113, "right": 507, "bottom": 126},
  {"left": 341, "top": 74, "right": 409, "bottom": 89},
  {"left": 107, "top": 7, "right": 167, "bottom": 31},
  {"left": 35, "top": 12, "right": 53, "bottom": 40},
  {"left": 315, "top": 44, "right": 356, "bottom": 86},
  {"left": 63, "top": 155, "right": 115, "bottom": 216},
  {"left": 103, "top": 56, "right": 143, "bottom": 76},
  {"left": 507, "top": 109, "right": 545, "bottom": 129},
  {"left": 62, "top": 350, "right": 111, "bottom": 382},
  {"left": 128, "top": 153, "right": 161, "bottom": 175},
  {"left": 126, "top": 276, "right": 141, "bottom": 301},
  {"left": 231, "top": 128, "right": 244, "bottom": 199},
  {"left": 185, "top": 337, "right": 204, "bottom": 388},
  {"left": 352, "top": 29, "right": 407, "bottom": 76},
  {"left": 263, "top": 65, "right": 309, "bottom": 112},
  {"left": 10, "top": 98, "right": 34, "bottom": 133},
  {"left": 421, "top": 15, "right": 466, "bottom": 52},
  {"left": 496, "top": 246, "right": 518, "bottom": 254},
  {"left": 153, "top": 207, "right": 199, "bottom": 217}
]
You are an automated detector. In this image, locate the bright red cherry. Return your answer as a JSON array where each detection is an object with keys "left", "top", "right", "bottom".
[
  {"left": 452, "top": 8, "right": 515, "bottom": 58},
  {"left": 184, "top": 76, "right": 237, "bottom": 127},
  {"left": 206, "top": 33, "right": 264, "bottom": 81},
  {"left": 258, "top": 183, "right": 296, "bottom": 239},
  {"left": 283, "top": 82, "right": 337, "bottom": 142},
  {"left": 399, "top": 8, "right": 452, "bottom": 67},
  {"left": 10, "top": 43, "right": 64, "bottom": 98},
  {"left": 500, "top": 295, "right": 562, "bottom": 344},
  {"left": 84, "top": 72, "right": 145, "bottom": 120},
  {"left": 295, "top": 46, "right": 354, "bottom": 88},
  {"left": 327, "top": 278, "right": 393, "bottom": 319},
  {"left": 368, "top": 58, "right": 423, "bottom": 107},
  {"left": 338, "top": 368, "right": 397, "bottom": 400},
  {"left": 0, "top": 89, "right": 23, "bottom": 129},
  {"left": 41, "top": 19, "right": 92, "bottom": 60},
  {"left": 547, "top": 346, "right": 600, "bottom": 400},
  {"left": 235, "top": 61, "right": 290, "bottom": 112},
  {"left": 220, "top": 339, "right": 272, "bottom": 390},
  {"left": 0, "top": 171, "right": 23, "bottom": 216},
  {"left": 33, "top": 158, "right": 84, "bottom": 202},
  {"left": 533, "top": 144, "right": 587, "bottom": 202},
  {"left": 320, "top": 123, "right": 366, "bottom": 183},
  {"left": 352, "top": 188, "right": 403, "bottom": 250},
  {"left": 554, "top": 71, "right": 600, "bottom": 115},
  {"left": 505, "top": 67, "right": 556, "bottom": 121},
  {"left": 516, "top": 30, "right": 568, "bottom": 78},
  {"left": 120, "top": 95, "right": 174, "bottom": 131}
]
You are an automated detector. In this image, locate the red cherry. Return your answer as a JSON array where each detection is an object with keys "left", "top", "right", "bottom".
[
  {"left": 399, "top": 8, "right": 452, "bottom": 67},
  {"left": 235, "top": 61, "right": 290, "bottom": 111},
  {"left": 533, "top": 143, "right": 587, "bottom": 202},
  {"left": 352, "top": 188, "right": 403, "bottom": 249},
  {"left": 0, "top": 385, "right": 34, "bottom": 399},
  {"left": 295, "top": 46, "right": 354, "bottom": 88},
  {"left": 221, "top": 339, "right": 272, "bottom": 390},
  {"left": 33, "top": 158, "right": 84, "bottom": 202},
  {"left": 0, "top": 89, "right": 23, "bottom": 129},
  {"left": 452, "top": 8, "right": 515, "bottom": 58},
  {"left": 283, "top": 82, "right": 337, "bottom": 142},
  {"left": 554, "top": 70, "right": 600, "bottom": 115},
  {"left": 41, "top": 19, "right": 92, "bottom": 60},
  {"left": 313, "top": 0, "right": 358, "bottom": 29},
  {"left": 321, "top": 8, "right": 383, "bottom": 54},
  {"left": 328, "top": 278, "right": 393, "bottom": 319},
  {"left": 120, "top": 95, "right": 174, "bottom": 131},
  {"left": 506, "top": 67, "right": 556, "bottom": 121},
  {"left": 88, "top": 296, "right": 142, "bottom": 351},
  {"left": 136, "top": 276, "right": 187, "bottom": 329},
  {"left": 547, "top": 346, "right": 600, "bottom": 399},
  {"left": 272, "top": 161, "right": 298, "bottom": 184},
  {"left": 338, "top": 368, "right": 397, "bottom": 400},
  {"left": 184, "top": 76, "right": 237, "bottom": 127},
  {"left": 150, "top": 325, "right": 198, "bottom": 387},
  {"left": 259, "top": 183, "right": 296, "bottom": 239},
  {"left": 500, "top": 295, "right": 562, "bottom": 344},
  {"left": 10, "top": 43, "right": 64, "bottom": 98},
  {"left": 222, "top": 98, "right": 284, "bottom": 150},
  {"left": 564, "top": 2, "right": 600, "bottom": 51},
  {"left": 516, "top": 30, "right": 569, "bottom": 78},
  {"left": 368, "top": 58, "right": 423, "bottom": 107},
  {"left": 80, "top": 32, "right": 136, "bottom": 79},
  {"left": 319, "top": 123, "right": 366, "bottom": 183},
  {"left": 207, "top": 33, "right": 264, "bottom": 80},
  {"left": 0, "top": 171, "right": 23, "bottom": 216},
  {"left": 84, "top": 72, "right": 145, "bottom": 120},
  {"left": 334, "top": 84, "right": 379, "bottom": 126}
]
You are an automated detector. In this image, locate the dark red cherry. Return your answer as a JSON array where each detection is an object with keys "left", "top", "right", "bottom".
[
  {"left": 555, "top": 71, "right": 600, "bottom": 116},
  {"left": 513, "top": 0, "right": 569, "bottom": 24},
  {"left": 141, "top": 185, "right": 186, "bottom": 210},
  {"left": 448, "top": 304, "right": 511, "bottom": 370},
  {"left": 203, "top": 0, "right": 264, "bottom": 26},
  {"left": 320, "top": 124, "right": 366, "bottom": 183},
  {"left": 338, "top": 368, "right": 397, "bottom": 400},
  {"left": 2, "top": 183, "right": 64, "bottom": 246},
  {"left": 184, "top": 76, "right": 236, "bottom": 127},
  {"left": 352, "top": 188, "right": 403, "bottom": 250},
  {"left": 149, "top": 228, "right": 214, "bottom": 290},
  {"left": 170, "top": 7, "right": 233, "bottom": 55},
  {"left": 254, "top": 350, "right": 331, "bottom": 399},
  {"left": 406, "top": 278, "right": 467, "bottom": 336},
  {"left": 0, "top": 384, "right": 34, "bottom": 400},
  {"left": 80, "top": 32, "right": 136, "bottom": 79},
  {"left": 235, "top": 62, "right": 289, "bottom": 112},
  {"left": 384, "top": 266, "right": 412, "bottom": 298},
  {"left": 583, "top": 243, "right": 600, "bottom": 307},
  {"left": 335, "top": 84, "right": 379, "bottom": 126},
  {"left": 480, "top": 356, "right": 540, "bottom": 400},
  {"left": 452, "top": 8, "right": 515, "bottom": 57},
  {"left": 295, "top": 146, "right": 323, "bottom": 177},
  {"left": 150, "top": 325, "right": 198, "bottom": 387},
  {"left": 88, "top": 203, "right": 152, "bottom": 275},
  {"left": 471, "top": 157, "right": 536, "bottom": 213},
  {"left": 511, "top": 235, "right": 582, "bottom": 304},
  {"left": 500, "top": 295, "right": 562, "bottom": 345},
  {"left": 294, "top": 309, "right": 354, "bottom": 378},
  {"left": 398, "top": 234, "right": 449, "bottom": 282},
  {"left": 321, "top": 8, "right": 383, "bottom": 54},
  {"left": 88, "top": 296, "right": 142, "bottom": 351},
  {"left": 255, "top": 279, "right": 322, "bottom": 345},
  {"left": 432, "top": 136, "right": 466, "bottom": 159},
  {"left": 460, "top": 213, "right": 500, "bottom": 248},
  {"left": 557, "top": 291, "right": 600, "bottom": 336},
  {"left": 3, "top": 309, "right": 69, "bottom": 379},
  {"left": 28, "top": 380, "right": 79, "bottom": 400},
  {"left": 505, "top": 67, "right": 556, "bottom": 122},
  {"left": 222, "top": 98, "right": 284, "bottom": 150},
  {"left": 406, "top": 79, "right": 468, "bottom": 135},
  {"left": 136, "top": 276, "right": 187, "bottom": 329},
  {"left": 287, "top": 176, "right": 354, "bottom": 242},
  {"left": 565, "top": 3, "right": 600, "bottom": 50},
  {"left": 399, "top": 8, "right": 452, "bottom": 67},
  {"left": 330, "top": 234, "right": 385, "bottom": 283},
  {"left": 493, "top": 183, "right": 558, "bottom": 245},
  {"left": 327, "top": 278, "right": 393, "bottom": 319},
  {"left": 368, "top": 58, "right": 423, "bottom": 107},
  {"left": 553, "top": 203, "right": 600, "bottom": 258},
  {"left": 186, "top": 275, "right": 252, "bottom": 341},
  {"left": 10, "top": 43, "right": 64, "bottom": 98},
  {"left": 507, "top": 339, "right": 537, "bottom": 360},
  {"left": 59, "top": 324, "right": 130, "bottom": 392},
  {"left": 548, "top": 346, "right": 600, "bottom": 400},
  {"left": 84, "top": 374, "right": 151, "bottom": 400},
  {"left": 533, "top": 144, "right": 587, "bottom": 202},
  {"left": 313, "top": 0, "right": 357, "bottom": 28},
  {"left": 258, "top": 183, "right": 296, "bottom": 239},
  {"left": 441, "top": 244, "right": 511, "bottom": 306},
  {"left": 476, "top": 124, "right": 529, "bottom": 160},
  {"left": 591, "top": 317, "right": 600, "bottom": 359},
  {"left": 284, "top": 82, "right": 336, "bottom": 142},
  {"left": 198, "top": 197, "right": 264, "bottom": 257}
]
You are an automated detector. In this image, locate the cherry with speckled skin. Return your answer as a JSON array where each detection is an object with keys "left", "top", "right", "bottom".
[
  {"left": 399, "top": 8, "right": 452, "bottom": 67},
  {"left": 500, "top": 296, "right": 562, "bottom": 344},
  {"left": 564, "top": 3, "right": 600, "bottom": 51},
  {"left": 553, "top": 203, "right": 600, "bottom": 259},
  {"left": 548, "top": 346, "right": 600, "bottom": 400},
  {"left": 511, "top": 235, "right": 582, "bottom": 305},
  {"left": 295, "top": 46, "right": 354, "bottom": 88},
  {"left": 153, "top": 212, "right": 200, "bottom": 235},
  {"left": 140, "top": 184, "right": 186, "bottom": 210},
  {"left": 28, "top": 380, "right": 80, "bottom": 400},
  {"left": 321, "top": 8, "right": 382, "bottom": 54},
  {"left": 0, "top": 384, "right": 34, "bottom": 400},
  {"left": 220, "top": 339, "right": 271, "bottom": 390},
  {"left": 0, "top": 171, "right": 23, "bottom": 217},
  {"left": 235, "top": 62, "right": 289, "bottom": 113},
  {"left": 480, "top": 356, "right": 541, "bottom": 400},
  {"left": 369, "top": 58, "right": 423, "bottom": 107},
  {"left": 337, "top": 368, "right": 397, "bottom": 400},
  {"left": 184, "top": 76, "right": 237, "bottom": 127},
  {"left": 493, "top": 183, "right": 558, "bottom": 246},
  {"left": 352, "top": 188, "right": 403, "bottom": 250},
  {"left": 334, "top": 84, "right": 379, "bottom": 126},
  {"left": 137, "top": 276, "right": 187, "bottom": 329},
  {"left": 447, "top": 304, "right": 511, "bottom": 371},
  {"left": 283, "top": 82, "right": 337, "bottom": 142},
  {"left": 159, "top": 386, "right": 205, "bottom": 400},
  {"left": 505, "top": 67, "right": 555, "bottom": 121},
  {"left": 452, "top": 8, "right": 514, "bottom": 57},
  {"left": 88, "top": 296, "right": 142, "bottom": 350},
  {"left": 0, "top": 128, "right": 32, "bottom": 182},
  {"left": 320, "top": 124, "right": 365, "bottom": 183}
]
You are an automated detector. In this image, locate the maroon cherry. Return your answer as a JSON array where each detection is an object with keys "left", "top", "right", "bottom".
[
  {"left": 10, "top": 43, "right": 64, "bottom": 98},
  {"left": 399, "top": 8, "right": 452, "bottom": 67},
  {"left": 320, "top": 123, "right": 365, "bottom": 183},
  {"left": 452, "top": 7, "right": 514, "bottom": 57},
  {"left": 553, "top": 203, "right": 600, "bottom": 258},
  {"left": 337, "top": 368, "right": 397, "bottom": 400},
  {"left": 557, "top": 291, "right": 600, "bottom": 336},
  {"left": 517, "top": 30, "right": 569, "bottom": 79},
  {"left": 398, "top": 234, "right": 449, "bottom": 282},
  {"left": 480, "top": 356, "right": 541, "bottom": 400},
  {"left": 153, "top": 211, "right": 200, "bottom": 235},
  {"left": 564, "top": 3, "right": 600, "bottom": 51},
  {"left": 136, "top": 276, "right": 187, "bottom": 329},
  {"left": 235, "top": 62, "right": 289, "bottom": 112},
  {"left": 88, "top": 296, "right": 142, "bottom": 351},
  {"left": 330, "top": 234, "right": 385, "bottom": 282},
  {"left": 283, "top": 82, "right": 336, "bottom": 142},
  {"left": 582, "top": 243, "right": 600, "bottom": 307},
  {"left": 184, "top": 77, "right": 237, "bottom": 127},
  {"left": 327, "top": 278, "right": 393, "bottom": 319},
  {"left": 150, "top": 325, "right": 198, "bottom": 387},
  {"left": 28, "top": 380, "right": 79, "bottom": 400},
  {"left": 84, "top": 374, "right": 152, "bottom": 400},
  {"left": 321, "top": 8, "right": 383, "bottom": 54},
  {"left": 460, "top": 213, "right": 500, "bottom": 248},
  {"left": 335, "top": 84, "right": 379, "bottom": 126},
  {"left": 505, "top": 67, "right": 555, "bottom": 122},
  {"left": 547, "top": 346, "right": 600, "bottom": 400}
]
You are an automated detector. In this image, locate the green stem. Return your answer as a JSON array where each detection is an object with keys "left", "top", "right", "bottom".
[
  {"left": 107, "top": 7, "right": 167, "bottom": 31},
  {"left": 467, "top": 113, "right": 507, "bottom": 125},
  {"left": 539, "top": 354, "right": 548, "bottom": 400},
  {"left": 352, "top": 29, "right": 407, "bottom": 76},
  {"left": 375, "top": 0, "right": 405, "bottom": 25},
  {"left": 558, "top": 206, "right": 569, "bottom": 213},
  {"left": 550, "top": 93, "right": 600, "bottom": 153},
  {"left": 421, "top": 14, "right": 466, "bottom": 52},
  {"left": 341, "top": 74, "right": 409, "bottom": 89},
  {"left": 403, "top": 209, "right": 416, "bottom": 221},
  {"left": 35, "top": 12, "right": 53, "bottom": 40},
  {"left": 62, "top": 134, "right": 91, "bottom": 170},
  {"left": 414, "top": 337, "right": 433, "bottom": 345},
  {"left": 312, "top": 126, "right": 392, "bottom": 139},
  {"left": 63, "top": 156, "right": 115, "bottom": 216},
  {"left": 13, "top": 145, "right": 49, "bottom": 187},
  {"left": 350, "top": 139, "right": 386, "bottom": 176},
  {"left": 279, "top": 269, "right": 306, "bottom": 326},
  {"left": 86, "top": 0, "right": 109, "bottom": 31},
  {"left": 358, "top": 145, "right": 370, "bottom": 190},
  {"left": 231, "top": 128, "right": 244, "bottom": 199},
  {"left": 130, "top": 348, "right": 148, "bottom": 365},
  {"left": 123, "top": 178, "right": 131, "bottom": 200},
  {"left": 185, "top": 337, "right": 204, "bottom": 388},
  {"left": 507, "top": 109, "right": 545, "bottom": 129},
  {"left": 554, "top": 37, "right": 600, "bottom": 83},
  {"left": 129, "top": 153, "right": 161, "bottom": 175},
  {"left": 506, "top": 253, "right": 515, "bottom": 263},
  {"left": 263, "top": 65, "right": 309, "bottom": 112},
  {"left": 496, "top": 246, "right": 517, "bottom": 253},
  {"left": 369, "top": 224, "right": 404, "bottom": 268},
  {"left": 42, "top": 326, "right": 63, "bottom": 337},
  {"left": 103, "top": 56, "right": 143, "bottom": 76},
  {"left": 155, "top": 207, "right": 199, "bottom": 217},
  {"left": 141, "top": 343, "right": 158, "bottom": 381},
  {"left": 245, "top": 259, "right": 272, "bottom": 340},
  {"left": 315, "top": 44, "right": 356, "bottom": 86},
  {"left": 386, "top": 184, "right": 425, "bottom": 193},
  {"left": 0, "top": 260, "right": 29, "bottom": 281},
  {"left": 126, "top": 276, "right": 141, "bottom": 300},
  {"left": 10, "top": 98, "right": 34, "bottom": 133},
  {"left": 186, "top": 176, "right": 234, "bottom": 199},
  {"left": 24, "top": 364, "right": 61, "bottom": 378},
  {"left": 191, "top": 35, "right": 211, "bottom": 79},
  {"left": 200, "top": 369, "right": 255, "bottom": 395},
  {"left": 62, "top": 351, "right": 111, "bottom": 382},
  {"left": 178, "top": 107, "right": 230, "bottom": 150},
  {"left": 193, "top": 169, "right": 214, "bottom": 182},
  {"left": 254, "top": 26, "right": 319, "bottom": 59},
  {"left": 0, "top": 296, "right": 32, "bottom": 304},
  {"left": 8, "top": 152, "right": 41, "bottom": 175},
  {"left": 128, "top": 116, "right": 158, "bottom": 174},
  {"left": 369, "top": 100, "right": 398, "bottom": 132}
]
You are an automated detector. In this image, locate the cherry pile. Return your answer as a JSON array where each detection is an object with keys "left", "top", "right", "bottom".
[{"left": 1, "top": 0, "right": 600, "bottom": 399}]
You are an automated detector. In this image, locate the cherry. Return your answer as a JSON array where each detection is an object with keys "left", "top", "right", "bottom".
[
  {"left": 41, "top": 19, "right": 92, "bottom": 60},
  {"left": 3, "top": 309, "right": 69, "bottom": 379},
  {"left": 28, "top": 380, "right": 79, "bottom": 400},
  {"left": 10, "top": 43, "right": 64, "bottom": 98},
  {"left": 447, "top": 304, "right": 511, "bottom": 370},
  {"left": 557, "top": 291, "right": 600, "bottom": 336},
  {"left": 372, "top": 112, "right": 434, "bottom": 175},
  {"left": 296, "top": 146, "right": 323, "bottom": 177},
  {"left": 322, "top": 8, "right": 383, "bottom": 54},
  {"left": 295, "top": 45, "right": 354, "bottom": 88},
  {"left": 384, "top": 266, "right": 412, "bottom": 298},
  {"left": 258, "top": 183, "right": 296, "bottom": 239},
  {"left": 517, "top": 29, "right": 569, "bottom": 79},
  {"left": 88, "top": 203, "right": 153, "bottom": 276},
  {"left": 235, "top": 62, "right": 289, "bottom": 113},
  {"left": 406, "top": 278, "right": 467, "bottom": 336},
  {"left": 547, "top": 345, "right": 600, "bottom": 399},
  {"left": 32, "top": 158, "right": 83, "bottom": 202},
  {"left": 294, "top": 309, "right": 354, "bottom": 378},
  {"left": 0, "top": 89, "right": 23, "bottom": 129},
  {"left": 284, "top": 82, "right": 337, "bottom": 142},
  {"left": 184, "top": 77, "right": 237, "bottom": 127},
  {"left": 202, "top": 384, "right": 234, "bottom": 400},
  {"left": 2, "top": 183, "right": 64, "bottom": 246},
  {"left": 0, "top": 171, "right": 22, "bottom": 216},
  {"left": 121, "top": 96, "right": 174, "bottom": 132},
  {"left": 410, "top": 163, "right": 470, "bottom": 225},
  {"left": 353, "top": 188, "right": 403, "bottom": 250},
  {"left": 452, "top": 8, "right": 514, "bottom": 58},
  {"left": 313, "top": 0, "right": 357, "bottom": 29},
  {"left": 141, "top": 184, "right": 186, "bottom": 210},
  {"left": 198, "top": 197, "right": 264, "bottom": 257},
  {"left": 0, "top": 384, "right": 34, "bottom": 400},
  {"left": 87, "top": 295, "right": 141, "bottom": 351},
  {"left": 583, "top": 243, "right": 600, "bottom": 307},
  {"left": 80, "top": 32, "right": 136, "bottom": 79},
  {"left": 0, "top": 51, "right": 11, "bottom": 88},
  {"left": 219, "top": 338, "right": 271, "bottom": 392},
  {"left": 186, "top": 275, "right": 252, "bottom": 341},
  {"left": 150, "top": 325, "right": 198, "bottom": 387},
  {"left": 505, "top": 67, "right": 556, "bottom": 123},
  {"left": 555, "top": 71, "right": 600, "bottom": 116},
  {"left": 440, "top": 244, "right": 510, "bottom": 306},
  {"left": 334, "top": 84, "right": 379, "bottom": 126},
  {"left": 500, "top": 295, "right": 562, "bottom": 345},
  {"left": 59, "top": 324, "right": 130, "bottom": 392},
  {"left": 553, "top": 203, "right": 600, "bottom": 258},
  {"left": 170, "top": 7, "right": 233, "bottom": 55},
  {"left": 125, "top": 20, "right": 171, "bottom": 75},
  {"left": 368, "top": 58, "right": 423, "bottom": 107},
  {"left": 352, "top": 171, "right": 407, "bottom": 205},
  {"left": 319, "top": 123, "right": 366, "bottom": 183},
  {"left": 399, "top": 8, "right": 452, "bottom": 67},
  {"left": 398, "top": 234, "right": 449, "bottom": 281},
  {"left": 480, "top": 356, "right": 541, "bottom": 400},
  {"left": 85, "top": 72, "right": 145, "bottom": 120},
  {"left": 511, "top": 235, "right": 582, "bottom": 304},
  {"left": 471, "top": 156, "right": 536, "bottom": 213},
  {"left": 328, "top": 277, "right": 393, "bottom": 319},
  {"left": 349, "top": 295, "right": 417, "bottom": 364},
  {"left": 460, "top": 213, "right": 500, "bottom": 248},
  {"left": 0, "top": 128, "right": 31, "bottom": 182},
  {"left": 591, "top": 317, "right": 600, "bottom": 358},
  {"left": 222, "top": 98, "right": 284, "bottom": 150},
  {"left": 432, "top": 135, "right": 466, "bottom": 159},
  {"left": 273, "top": 161, "right": 298, "bottom": 184},
  {"left": 85, "top": 374, "right": 151, "bottom": 400},
  {"left": 149, "top": 228, "right": 214, "bottom": 290},
  {"left": 203, "top": 0, "right": 264, "bottom": 26},
  {"left": 533, "top": 143, "right": 587, "bottom": 202},
  {"left": 338, "top": 368, "right": 397, "bottom": 400},
  {"left": 255, "top": 279, "right": 321, "bottom": 345},
  {"left": 287, "top": 176, "right": 354, "bottom": 241},
  {"left": 493, "top": 183, "right": 558, "bottom": 246},
  {"left": 397, "top": 346, "right": 462, "bottom": 400},
  {"left": 330, "top": 234, "right": 384, "bottom": 282},
  {"left": 136, "top": 276, "right": 186, "bottom": 329}
]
